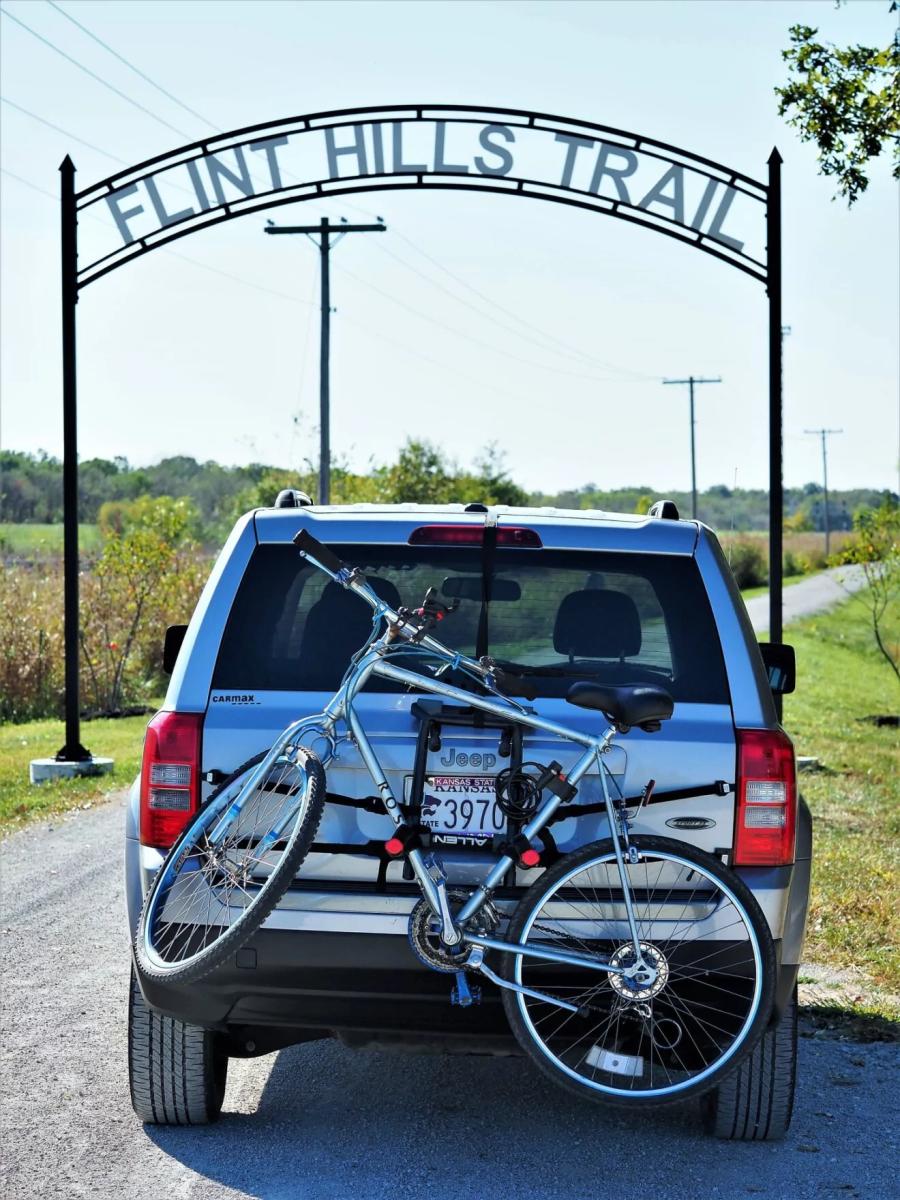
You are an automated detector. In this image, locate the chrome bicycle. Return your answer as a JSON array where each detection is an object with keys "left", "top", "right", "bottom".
[{"left": 136, "top": 530, "right": 775, "bottom": 1106}]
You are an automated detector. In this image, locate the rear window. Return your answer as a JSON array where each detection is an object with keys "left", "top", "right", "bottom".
[{"left": 212, "top": 544, "right": 730, "bottom": 704}]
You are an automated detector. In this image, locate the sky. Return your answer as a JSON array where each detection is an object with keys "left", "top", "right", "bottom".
[{"left": 0, "top": 0, "right": 897, "bottom": 497}]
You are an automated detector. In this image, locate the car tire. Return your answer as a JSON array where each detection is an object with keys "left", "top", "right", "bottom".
[
  {"left": 701, "top": 984, "right": 797, "bottom": 1140},
  {"left": 128, "top": 968, "right": 228, "bottom": 1125}
]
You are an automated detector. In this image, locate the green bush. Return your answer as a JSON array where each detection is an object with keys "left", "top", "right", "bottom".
[
  {"left": 0, "top": 496, "right": 211, "bottom": 722},
  {"left": 725, "top": 539, "right": 769, "bottom": 589}
]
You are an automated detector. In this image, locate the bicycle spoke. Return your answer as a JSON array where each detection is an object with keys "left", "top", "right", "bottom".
[{"left": 510, "top": 843, "right": 767, "bottom": 1100}]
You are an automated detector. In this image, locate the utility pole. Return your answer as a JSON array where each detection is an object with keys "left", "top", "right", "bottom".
[
  {"left": 662, "top": 376, "right": 722, "bottom": 519},
  {"left": 805, "top": 427, "right": 843, "bottom": 556},
  {"left": 265, "top": 216, "right": 386, "bottom": 503}
]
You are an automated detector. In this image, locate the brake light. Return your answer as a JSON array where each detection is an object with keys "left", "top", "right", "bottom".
[
  {"left": 139, "top": 711, "right": 203, "bottom": 848},
  {"left": 408, "top": 524, "right": 542, "bottom": 547},
  {"left": 733, "top": 728, "right": 797, "bottom": 866}
]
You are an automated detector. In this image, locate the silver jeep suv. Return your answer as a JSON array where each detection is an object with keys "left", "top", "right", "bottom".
[{"left": 126, "top": 501, "right": 808, "bottom": 1139}]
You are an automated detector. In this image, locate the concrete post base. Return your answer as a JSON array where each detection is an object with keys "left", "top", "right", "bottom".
[{"left": 29, "top": 757, "right": 115, "bottom": 785}]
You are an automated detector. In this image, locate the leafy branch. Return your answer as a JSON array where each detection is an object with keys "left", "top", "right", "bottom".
[{"left": 776, "top": 19, "right": 900, "bottom": 204}]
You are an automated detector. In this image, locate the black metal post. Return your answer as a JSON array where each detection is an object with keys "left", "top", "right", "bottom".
[
  {"left": 318, "top": 218, "right": 331, "bottom": 505},
  {"left": 767, "top": 148, "right": 783, "bottom": 715},
  {"left": 58, "top": 156, "right": 90, "bottom": 761}
]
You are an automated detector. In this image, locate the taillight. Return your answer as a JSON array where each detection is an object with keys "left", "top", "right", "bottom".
[
  {"left": 139, "top": 711, "right": 203, "bottom": 848},
  {"left": 408, "top": 524, "right": 542, "bottom": 547},
  {"left": 733, "top": 728, "right": 797, "bottom": 866}
]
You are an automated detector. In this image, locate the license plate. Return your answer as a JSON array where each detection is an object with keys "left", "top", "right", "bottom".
[{"left": 406, "top": 775, "right": 506, "bottom": 844}]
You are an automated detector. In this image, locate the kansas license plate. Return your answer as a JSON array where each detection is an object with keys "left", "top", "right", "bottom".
[{"left": 406, "top": 775, "right": 506, "bottom": 844}]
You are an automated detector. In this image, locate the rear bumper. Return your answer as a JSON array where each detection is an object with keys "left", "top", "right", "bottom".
[
  {"left": 134, "top": 925, "right": 801, "bottom": 1056},
  {"left": 134, "top": 928, "right": 513, "bottom": 1054}
]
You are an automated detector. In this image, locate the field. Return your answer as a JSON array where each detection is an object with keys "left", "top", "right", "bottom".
[{"left": 0, "top": 522, "right": 102, "bottom": 554}]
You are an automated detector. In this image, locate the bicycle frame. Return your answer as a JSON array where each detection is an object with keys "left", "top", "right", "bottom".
[{"left": 215, "top": 552, "right": 652, "bottom": 985}]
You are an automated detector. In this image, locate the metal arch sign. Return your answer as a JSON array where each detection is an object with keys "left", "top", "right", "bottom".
[
  {"left": 55, "top": 103, "right": 785, "bottom": 763},
  {"left": 72, "top": 105, "right": 770, "bottom": 289}
]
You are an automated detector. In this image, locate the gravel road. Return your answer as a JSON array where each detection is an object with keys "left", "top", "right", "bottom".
[
  {"left": 745, "top": 565, "right": 867, "bottom": 634},
  {"left": 2, "top": 796, "right": 897, "bottom": 1200}
]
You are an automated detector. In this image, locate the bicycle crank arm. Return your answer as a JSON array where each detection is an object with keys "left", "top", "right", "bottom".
[{"left": 463, "top": 933, "right": 627, "bottom": 977}]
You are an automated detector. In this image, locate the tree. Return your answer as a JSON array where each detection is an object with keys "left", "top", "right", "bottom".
[
  {"left": 834, "top": 498, "right": 900, "bottom": 684},
  {"left": 776, "top": 16, "right": 900, "bottom": 204}
]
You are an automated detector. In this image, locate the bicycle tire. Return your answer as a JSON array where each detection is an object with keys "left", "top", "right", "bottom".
[
  {"left": 135, "top": 747, "right": 325, "bottom": 987},
  {"left": 500, "top": 835, "right": 776, "bottom": 1107}
]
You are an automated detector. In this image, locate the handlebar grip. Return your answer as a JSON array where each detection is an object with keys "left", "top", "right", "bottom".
[
  {"left": 493, "top": 668, "right": 538, "bottom": 702},
  {"left": 292, "top": 529, "right": 345, "bottom": 575}
]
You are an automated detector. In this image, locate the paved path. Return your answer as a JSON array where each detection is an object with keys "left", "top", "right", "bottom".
[
  {"left": 2, "top": 799, "right": 897, "bottom": 1200},
  {"left": 745, "top": 565, "right": 867, "bottom": 634}
]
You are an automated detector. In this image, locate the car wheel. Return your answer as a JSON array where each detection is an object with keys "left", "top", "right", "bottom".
[
  {"left": 701, "top": 984, "right": 797, "bottom": 1140},
  {"left": 128, "top": 968, "right": 228, "bottom": 1124}
]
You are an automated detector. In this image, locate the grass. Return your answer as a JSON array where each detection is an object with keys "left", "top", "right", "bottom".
[
  {"left": 782, "top": 593, "right": 899, "bottom": 1022},
  {"left": 0, "top": 711, "right": 152, "bottom": 833},
  {"left": 0, "top": 522, "right": 101, "bottom": 554},
  {"left": 740, "top": 572, "right": 808, "bottom": 601}
]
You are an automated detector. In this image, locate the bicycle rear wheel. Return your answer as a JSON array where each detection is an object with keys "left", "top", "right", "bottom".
[
  {"left": 135, "top": 747, "right": 325, "bottom": 986},
  {"left": 501, "top": 835, "right": 775, "bottom": 1106}
]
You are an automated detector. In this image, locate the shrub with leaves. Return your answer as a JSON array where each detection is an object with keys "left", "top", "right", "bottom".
[
  {"left": 0, "top": 568, "right": 64, "bottom": 722},
  {"left": 725, "top": 539, "right": 769, "bottom": 590},
  {"left": 79, "top": 496, "right": 209, "bottom": 714},
  {"left": 832, "top": 499, "right": 900, "bottom": 685}
]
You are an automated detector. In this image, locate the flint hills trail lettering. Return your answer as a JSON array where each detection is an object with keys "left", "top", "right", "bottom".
[{"left": 77, "top": 115, "right": 766, "bottom": 278}]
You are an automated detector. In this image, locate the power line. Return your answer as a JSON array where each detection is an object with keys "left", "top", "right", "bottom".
[
  {"left": 0, "top": 5, "right": 194, "bottom": 139},
  {"left": 332, "top": 254, "right": 649, "bottom": 386},
  {"left": 0, "top": 96, "right": 127, "bottom": 164},
  {"left": 367, "top": 235, "right": 656, "bottom": 381},
  {"left": 45, "top": 0, "right": 219, "bottom": 130},
  {"left": 0, "top": 167, "right": 314, "bottom": 307},
  {"left": 386, "top": 229, "right": 659, "bottom": 381}
]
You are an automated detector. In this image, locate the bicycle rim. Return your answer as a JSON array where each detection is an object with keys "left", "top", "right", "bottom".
[
  {"left": 507, "top": 840, "right": 769, "bottom": 1101},
  {"left": 139, "top": 749, "right": 322, "bottom": 978}
]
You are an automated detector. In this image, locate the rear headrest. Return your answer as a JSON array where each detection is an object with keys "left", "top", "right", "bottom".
[{"left": 553, "top": 590, "right": 642, "bottom": 658}]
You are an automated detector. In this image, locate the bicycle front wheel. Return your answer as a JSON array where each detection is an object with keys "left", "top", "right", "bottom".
[
  {"left": 501, "top": 835, "right": 775, "bottom": 1106},
  {"left": 135, "top": 747, "right": 325, "bottom": 986}
]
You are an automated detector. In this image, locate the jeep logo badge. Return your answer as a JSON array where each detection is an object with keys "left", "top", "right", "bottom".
[{"left": 666, "top": 816, "right": 716, "bottom": 830}]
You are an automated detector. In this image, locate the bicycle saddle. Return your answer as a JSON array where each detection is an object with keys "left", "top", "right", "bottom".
[{"left": 566, "top": 681, "right": 674, "bottom": 732}]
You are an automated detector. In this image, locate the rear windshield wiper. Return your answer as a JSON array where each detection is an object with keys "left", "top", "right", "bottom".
[{"left": 493, "top": 660, "right": 604, "bottom": 679}]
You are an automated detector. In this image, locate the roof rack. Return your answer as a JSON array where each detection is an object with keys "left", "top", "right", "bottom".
[
  {"left": 274, "top": 489, "right": 313, "bottom": 509},
  {"left": 648, "top": 499, "right": 680, "bottom": 520}
]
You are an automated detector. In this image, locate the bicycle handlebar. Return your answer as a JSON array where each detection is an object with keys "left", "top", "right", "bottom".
[{"left": 292, "top": 529, "right": 346, "bottom": 575}]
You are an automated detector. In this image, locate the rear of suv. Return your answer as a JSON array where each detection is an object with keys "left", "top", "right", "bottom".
[{"left": 126, "top": 502, "right": 810, "bottom": 1138}]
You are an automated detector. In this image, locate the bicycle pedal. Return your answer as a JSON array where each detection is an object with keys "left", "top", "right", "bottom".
[
  {"left": 450, "top": 971, "right": 481, "bottom": 1008},
  {"left": 423, "top": 853, "right": 447, "bottom": 885}
]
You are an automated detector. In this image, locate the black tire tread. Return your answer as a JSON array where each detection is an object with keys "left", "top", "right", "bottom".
[
  {"left": 702, "top": 985, "right": 797, "bottom": 1140},
  {"left": 135, "top": 748, "right": 325, "bottom": 988},
  {"left": 128, "top": 970, "right": 227, "bottom": 1125},
  {"left": 501, "top": 835, "right": 777, "bottom": 1109}
]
